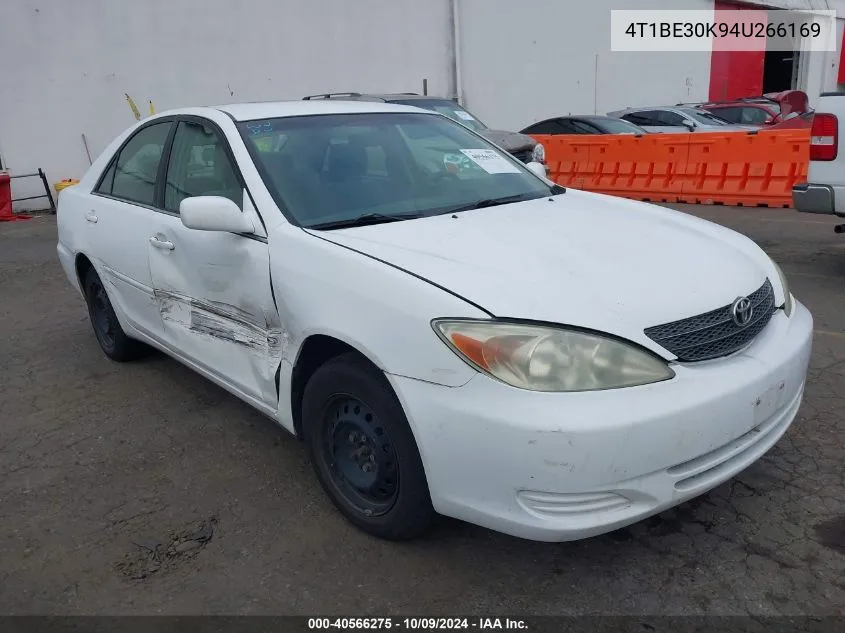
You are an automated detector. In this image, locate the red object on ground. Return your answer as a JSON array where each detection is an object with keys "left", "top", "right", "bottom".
[
  {"left": 0, "top": 173, "right": 32, "bottom": 222},
  {"left": 708, "top": 1, "right": 766, "bottom": 101}
]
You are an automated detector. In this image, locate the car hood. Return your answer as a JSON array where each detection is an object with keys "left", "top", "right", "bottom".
[
  {"left": 309, "top": 190, "right": 774, "bottom": 359},
  {"left": 480, "top": 129, "right": 537, "bottom": 152}
]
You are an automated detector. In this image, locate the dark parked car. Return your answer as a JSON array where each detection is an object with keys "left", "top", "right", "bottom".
[
  {"left": 521, "top": 115, "right": 648, "bottom": 136},
  {"left": 302, "top": 92, "right": 545, "bottom": 165}
]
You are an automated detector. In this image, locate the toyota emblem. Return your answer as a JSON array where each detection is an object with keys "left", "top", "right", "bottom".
[{"left": 731, "top": 296, "right": 754, "bottom": 327}]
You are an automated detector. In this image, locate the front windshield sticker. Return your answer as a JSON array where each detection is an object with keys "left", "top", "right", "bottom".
[
  {"left": 454, "top": 110, "right": 475, "bottom": 121},
  {"left": 460, "top": 149, "right": 521, "bottom": 175},
  {"left": 246, "top": 121, "right": 274, "bottom": 136}
]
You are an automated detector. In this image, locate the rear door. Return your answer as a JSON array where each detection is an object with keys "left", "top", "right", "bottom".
[
  {"left": 87, "top": 120, "right": 174, "bottom": 339},
  {"left": 147, "top": 117, "right": 280, "bottom": 407}
]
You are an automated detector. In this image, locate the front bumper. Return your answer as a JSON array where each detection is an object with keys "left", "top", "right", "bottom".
[
  {"left": 390, "top": 302, "right": 813, "bottom": 541},
  {"left": 792, "top": 182, "right": 841, "bottom": 215}
]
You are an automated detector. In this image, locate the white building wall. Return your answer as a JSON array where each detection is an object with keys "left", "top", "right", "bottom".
[
  {"left": 4, "top": 0, "right": 844, "bottom": 209},
  {"left": 456, "top": 0, "right": 715, "bottom": 131},
  {"left": 0, "top": 0, "right": 453, "bottom": 209}
]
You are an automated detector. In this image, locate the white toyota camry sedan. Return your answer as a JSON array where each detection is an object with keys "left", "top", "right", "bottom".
[{"left": 57, "top": 100, "right": 813, "bottom": 542}]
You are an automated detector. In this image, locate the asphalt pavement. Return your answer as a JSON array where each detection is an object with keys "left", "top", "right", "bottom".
[{"left": 1, "top": 205, "right": 844, "bottom": 616}]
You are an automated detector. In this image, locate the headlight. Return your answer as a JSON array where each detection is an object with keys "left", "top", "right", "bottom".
[
  {"left": 531, "top": 142, "right": 545, "bottom": 163},
  {"left": 433, "top": 320, "right": 674, "bottom": 392},
  {"left": 772, "top": 260, "right": 794, "bottom": 316}
]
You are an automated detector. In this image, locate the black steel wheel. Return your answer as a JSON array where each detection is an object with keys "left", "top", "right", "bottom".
[
  {"left": 83, "top": 267, "right": 146, "bottom": 362},
  {"left": 322, "top": 395, "right": 399, "bottom": 517},
  {"left": 303, "top": 353, "right": 434, "bottom": 540}
]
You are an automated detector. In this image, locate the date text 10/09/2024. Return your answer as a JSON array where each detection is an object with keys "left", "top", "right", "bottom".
[
  {"left": 308, "top": 618, "right": 528, "bottom": 630},
  {"left": 624, "top": 21, "right": 822, "bottom": 39}
]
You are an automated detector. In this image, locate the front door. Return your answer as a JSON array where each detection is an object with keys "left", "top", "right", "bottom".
[{"left": 147, "top": 118, "right": 280, "bottom": 407}]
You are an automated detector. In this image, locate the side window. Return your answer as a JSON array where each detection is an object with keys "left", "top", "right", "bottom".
[
  {"left": 656, "top": 111, "right": 685, "bottom": 126},
  {"left": 569, "top": 120, "right": 602, "bottom": 134},
  {"left": 553, "top": 120, "right": 579, "bottom": 134},
  {"left": 711, "top": 107, "right": 741, "bottom": 123},
  {"left": 522, "top": 120, "right": 565, "bottom": 135},
  {"left": 97, "top": 161, "right": 117, "bottom": 195},
  {"left": 107, "top": 122, "right": 172, "bottom": 205},
  {"left": 740, "top": 107, "right": 770, "bottom": 124},
  {"left": 623, "top": 111, "right": 658, "bottom": 126},
  {"left": 164, "top": 121, "right": 243, "bottom": 213}
]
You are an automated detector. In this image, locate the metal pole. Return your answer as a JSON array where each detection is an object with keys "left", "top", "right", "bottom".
[
  {"left": 423, "top": 78, "right": 428, "bottom": 96},
  {"left": 594, "top": 54, "right": 600, "bottom": 115},
  {"left": 81, "top": 133, "right": 93, "bottom": 166},
  {"left": 39, "top": 168, "right": 56, "bottom": 214},
  {"left": 451, "top": 0, "right": 464, "bottom": 105}
]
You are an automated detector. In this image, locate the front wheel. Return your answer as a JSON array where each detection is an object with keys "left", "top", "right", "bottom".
[
  {"left": 302, "top": 353, "right": 435, "bottom": 540},
  {"left": 83, "top": 267, "right": 147, "bottom": 362}
]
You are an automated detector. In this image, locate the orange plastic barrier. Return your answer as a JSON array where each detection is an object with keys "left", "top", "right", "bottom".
[{"left": 533, "top": 129, "right": 810, "bottom": 208}]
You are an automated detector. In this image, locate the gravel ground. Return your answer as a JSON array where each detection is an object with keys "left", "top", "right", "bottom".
[{"left": 1, "top": 206, "right": 844, "bottom": 616}]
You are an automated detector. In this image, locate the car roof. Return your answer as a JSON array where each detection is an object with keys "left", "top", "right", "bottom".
[
  {"left": 617, "top": 106, "right": 684, "bottom": 114},
  {"left": 705, "top": 100, "right": 771, "bottom": 106},
  {"left": 301, "top": 92, "right": 456, "bottom": 103},
  {"left": 563, "top": 115, "right": 624, "bottom": 122},
  {"left": 211, "top": 99, "right": 429, "bottom": 121}
]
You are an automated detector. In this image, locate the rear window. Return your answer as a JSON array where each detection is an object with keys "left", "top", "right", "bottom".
[
  {"left": 389, "top": 99, "right": 488, "bottom": 132},
  {"left": 589, "top": 118, "right": 645, "bottom": 134}
]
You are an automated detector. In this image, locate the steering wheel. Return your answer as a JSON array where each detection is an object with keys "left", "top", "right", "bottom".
[{"left": 429, "top": 170, "right": 460, "bottom": 185}]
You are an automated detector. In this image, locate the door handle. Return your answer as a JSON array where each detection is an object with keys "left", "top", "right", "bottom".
[
  {"left": 85, "top": 210, "right": 98, "bottom": 223},
  {"left": 149, "top": 236, "right": 175, "bottom": 251}
]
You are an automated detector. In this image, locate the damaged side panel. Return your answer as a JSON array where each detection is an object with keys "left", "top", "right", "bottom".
[
  {"left": 147, "top": 216, "right": 285, "bottom": 408},
  {"left": 153, "top": 288, "right": 286, "bottom": 405},
  {"left": 156, "top": 288, "right": 286, "bottom": 354}
]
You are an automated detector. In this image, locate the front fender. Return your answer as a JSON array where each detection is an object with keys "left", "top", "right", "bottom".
[{"left": 270, "top": 225, "right": 487, "bottom": 388}]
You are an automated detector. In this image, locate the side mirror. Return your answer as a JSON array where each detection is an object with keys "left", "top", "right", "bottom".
[
  {"left": 526, "top": 161, "right": 547, "bottom": 179},
  {"left": 180, "top": 196, "right": 254, "bottom": 233},
  {"left": 681, "top": 119, "right": 697, "bottom": 131},
  {"left": 764, "top": 116, "right": 775, "bottom": 124},
  {"left": 526, "top": 161, "right": 555, "bottom": 185}
]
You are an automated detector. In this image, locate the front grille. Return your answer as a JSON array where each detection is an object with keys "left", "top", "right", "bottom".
[
  {"left": 511, "top": 149, "right": 533, "bottom": 163},
  {"left": 644, "top": 279, "right": 777, "bottom": 362}
]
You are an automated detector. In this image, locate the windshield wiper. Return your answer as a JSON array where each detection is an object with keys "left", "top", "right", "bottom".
[
  {"left": 436, "top": 193, "right": 546, "bottom": 216},
  {"left": 308, "top": 212, "right": 423, "bottom": 231}
]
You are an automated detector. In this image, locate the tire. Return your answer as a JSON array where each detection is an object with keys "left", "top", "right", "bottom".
[
  {"left": 302, "top": 352, "right": 435, "bottom": 540},
  {"left": 83, "top": 267, "right": 146, "bottom": 362}
]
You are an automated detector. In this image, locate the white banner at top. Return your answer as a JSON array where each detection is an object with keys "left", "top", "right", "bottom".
[{"left": 610, "top": 9, "right": 837, "bottom": 52}]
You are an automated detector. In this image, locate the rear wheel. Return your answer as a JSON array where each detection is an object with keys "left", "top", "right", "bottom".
[
  {"left": 302, "top": 353, "right": 435, "bottom": 540},
  {"left": 83, "top": 267, "right": 146, "bottom": 362}
]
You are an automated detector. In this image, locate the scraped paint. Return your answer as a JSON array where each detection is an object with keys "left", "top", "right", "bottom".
[{"left": 154, "top": 289, "right": 286, "bottom": 358}]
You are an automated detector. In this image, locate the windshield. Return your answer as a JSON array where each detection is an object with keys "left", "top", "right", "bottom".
[
  {"left": 680, "top": 108, "right": 731, "bottom": 125},
  {"left": 240, "top": 112, "right": 554, "bottom": 229},
  {"left": 591, "top": 118, "right": 646, "bottom": 134},
  {"left": 388, "top": 99, "right": 489, "bottom": 132}
]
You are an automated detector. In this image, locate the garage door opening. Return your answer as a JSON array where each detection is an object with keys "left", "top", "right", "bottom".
[{"left": 763, "top": 50, "right": 799, "bottom": 93}]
